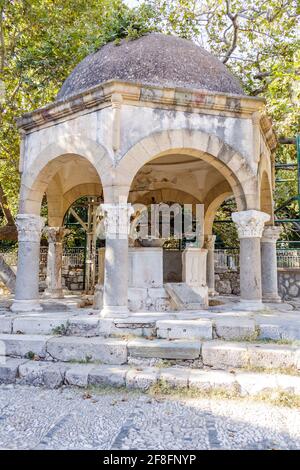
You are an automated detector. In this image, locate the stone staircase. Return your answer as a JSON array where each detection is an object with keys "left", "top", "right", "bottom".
[{"left": 0, "top": 309, "right": 300, "bottom": 397}]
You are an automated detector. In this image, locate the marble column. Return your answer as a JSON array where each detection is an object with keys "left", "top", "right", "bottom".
[
  {"left": 204, "top": 234, "right": 218, "bottom": 296},
  {"left": 11, "top": 214, "right": 45, "bottom": 312},
  {"left": 100, "top": 203, "right": 133, "bottom": 318},
  {"left": 44, "top": 227, "right": 68, "bottom": 299},
  {"left": 232, "top": 210, "right": 270, "bottom": 310},
  {"left": 261, "top": 225, "right": 282, "bottom": 303}
]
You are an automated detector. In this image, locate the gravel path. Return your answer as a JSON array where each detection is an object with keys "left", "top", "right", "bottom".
[{"left": 0, "top": 384, "right": 299, "bottom": 450}]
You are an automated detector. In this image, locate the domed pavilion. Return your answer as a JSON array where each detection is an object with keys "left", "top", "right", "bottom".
[{"left": 12, "top": 33, "right": 279, "bottom": 315}]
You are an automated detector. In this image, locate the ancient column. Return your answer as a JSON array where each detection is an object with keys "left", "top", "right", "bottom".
[
  {"left": 44, "top": 227, "right": 68, "bottom": 298},
  {"left": 261, "top": 225, "right": 282, "bottom": 303},
  {"left": 204, "top": 234, "right": 217, "bottom": 296},
  {"left": 100, "top": 203, "right": 133, "bottom": 317},
  {"left": 232, "top": 210, "right": 270, "bottom": 310},
  {"left": 11, "top": 214, "right": 45, "bottom": 312}
]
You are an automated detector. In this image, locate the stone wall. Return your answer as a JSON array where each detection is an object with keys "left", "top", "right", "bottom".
[
  {"left": 216, "top": 268, "right": 300, "bottom": 299},
  {"left": 215, "top": 270, "right": 240, "bottom": 296},
  {"left": 39, "top": 265, "right": 84, "bottom": 292},
  {"left": 278, "top": 269, "right": 300, "bottom": 299}
]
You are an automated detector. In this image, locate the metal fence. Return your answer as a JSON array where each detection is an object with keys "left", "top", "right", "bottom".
[{"left": 1, "top": 246, "right": 300, "bottom": 271}]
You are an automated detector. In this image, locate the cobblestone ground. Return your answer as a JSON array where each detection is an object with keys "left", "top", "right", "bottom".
[{"left": 0, "top": 384, "right": 299, "bottom": 450}]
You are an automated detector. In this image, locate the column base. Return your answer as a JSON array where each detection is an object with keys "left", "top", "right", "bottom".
[
  {"left": 208, "top": 289, "right": 219, "bottom": 297},
  {"left": 43, "top": 288, "right": 64, "bottom": 299},
  {"left": 262, "top": 293, "right": 282, "bottom": 303},
  {"left": 233, "top": 299, "right": 265, "bottom": 311},
  {"left": 10, "top": 299, "right": 43, "bottom": 313},
  {"left": 100, "top": 305, "right": 129, "bottom": 318}
]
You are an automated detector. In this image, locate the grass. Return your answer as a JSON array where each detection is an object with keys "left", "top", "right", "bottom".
[{"left": 51, "top": 321, "right": 69, "bottom": 336}]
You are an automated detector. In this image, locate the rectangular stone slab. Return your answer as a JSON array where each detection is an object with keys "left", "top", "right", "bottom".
[
  {"left": 157, "top": 319, "right": 212, "bottom": 340},
  {"left": 128, "top": 338, "right": 201, "bottom": 359},
  {"left": 0, "top": 334, "right": 51, "bottom": 358},
  {"left": 46, "top": 336, "right": 128, "bottom": 364},
  {"left": 0, "top": 358, "right": 27, "bottom": 384}
]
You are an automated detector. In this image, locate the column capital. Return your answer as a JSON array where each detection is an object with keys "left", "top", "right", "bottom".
[
  {"left": 15, "top": 214, "right": 45, "bottom": 242},
  {"left": 204, "top": 234, "right": 216, "bottom": 250},
  {"left": 98, "top": 203, "right": 134, "bottom": 238},
  {"left": 43, "top": 226, "right": 69, "bottom": 243},
  {"left": 261, "top": 225, "right": 282, "bottom": 244},
  {"left": 232, "top": 210, "right": 270, "bottom": 238}
]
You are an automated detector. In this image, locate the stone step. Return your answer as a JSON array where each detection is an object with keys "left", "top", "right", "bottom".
[
  {"left": 127, "top": 338, "right": 202, "bottom": 360},
  {"left": 202, "top": 340, "right": 300, "bottom": 370},
  {"left": 1, "top": 313, "right": 300, "bottom": 342},
  {"left": 0, "top": 334, "right": 127, "bottom": 364},
  {"left": 1, "top": 359, "right": 300, "bottom": 397}
]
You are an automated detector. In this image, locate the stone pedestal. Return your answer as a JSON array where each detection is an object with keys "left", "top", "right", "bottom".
[
  {"left": 261, "top": 225, "right": 282, "bottom": 303},
  {"left": 44, "top": 227, "right": 68, "bottom": 298},
  {"left": 128, "top": 247, "right": 163, "bottom": 288},
  {"left": 99, "top": 203, "right": 133, "bottom": 318},
  {"left": 232, "top": 210, "right": 270, "bottom": 310},
  {"left": 204, "top": 235, "right": 218, "bottom": 296},
  {"left": 11, "top": 214, "right": 45, "bottom": 312},
  {"left": 182, "top": 247, "right": 208, "bottom": 306}
]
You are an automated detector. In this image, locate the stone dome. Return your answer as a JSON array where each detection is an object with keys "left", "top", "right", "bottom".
[{"left": 57, "top": 33, "right": 244, "bottom": 100}]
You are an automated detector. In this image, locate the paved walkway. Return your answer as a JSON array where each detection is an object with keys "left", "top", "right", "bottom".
[{"left": 0, "top": 384, "right": 299, "bottom": 450}]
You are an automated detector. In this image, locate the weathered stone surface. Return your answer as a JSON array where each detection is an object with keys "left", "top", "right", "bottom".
[
  {"left": 66, "top": 317, "right": 99, "bottom": 337},
  {"left": 214, "top": 318, "right": 257, "bottom": 340},
  {"left": 13, "top": 317, "right": 69, "bottom": 335},
  {"left": 18, "top": 361, "right": 67, "bottom": 388},
  {"left": 46, "top": 336, "right": 128, "bottom": 364},
  {"left": 258, "top": 322, "right": 300, "bottom": 341},
  {"left": 65, "top": 364, "right": 96, "bottom": 387},
  {"left": 88, "top": 365, "right": 128, "bottom": 388},
  {"left": 0, "top": 358, "right": 27, "bottom": 384},
  {"left": 0, "top": 316, "right": 13, "bottom": 334},
  {"left": 159, "top": 368, "right": 190, "bottom": 388},
  {"left": 236, "top": 372, "right": 279, "bottom": 396},
  {"left": 157, "top": 319, "right": 212, "bottom": 340},
  {"left": 202, "top": 341, "right": 248, "bottom": 369},
  {"left": 247, "top": 344, "right": 296, "bottom": 369},
  {"left": 126, "top": 367, "right": 159, "bottom": 390},
  {"left": 0, "top": 334, "right": 50, "bottom": 358},
  {"left": 189, "top": 369, "right": 238, "bottom": 391},
  {"left": 128, "top": 338, "right": 201, "bottom": 360}
]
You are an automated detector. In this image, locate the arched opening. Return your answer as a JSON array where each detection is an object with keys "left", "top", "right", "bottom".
[{"left": 260, "top": 171, "right": 273, "bottom": 224}]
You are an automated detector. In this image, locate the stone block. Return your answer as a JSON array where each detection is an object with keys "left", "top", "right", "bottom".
[
  {"left": 0, "top": 358, "right": 27, "bottom": 384},
  {"left": 189, "top": 369, "right": 237, "bottom": 391},
  {"left": 159, "top": 367, "right": 190, "bottom": 388},
  {"left": 88, "top": 365, "right": 128, "bottom": 388},
  {"left": 214, "top": 318, "right": 257, "bottom": 340},
  {"left": 247, "top": 344, "right": 296, "bottom": 369},
  {"left": 46, "top": 336, "right": 128, "bottom": 364},
  {"left": 66, "top": 317, "right": 99, "bottom": 337},
  {"left": 13, "top": 317, "right": 69, "bottom": 335},
  {"left": 0, "top": 334, "right": 50, "bottom": 358},
  {"left": 65, "top": 364, "right": 96, "bottom": 387},
  {"left": 18, "top": 361, "right": 67, "bottom": 388},
  {"left": 128, "top": 338, "right": 201, "bottom": 360},
  {"left": 0, "top": 316, "right": 13, "bottom": 334},
  {"left": 126, "top": 367, "right": 159, "bottom": 390},
  {"left": 236, "top": 372, "right": 279, "bottom": 396},
  {"left": 157, "top": 319, "right": 212, "bottom": 340},
  {"left": 202, "top": 341, "right": 248, "bottom": 368}
]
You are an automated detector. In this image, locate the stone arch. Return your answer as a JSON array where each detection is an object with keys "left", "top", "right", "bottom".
[
  {"left": 20, "top": 136, "right": 111, "bottom": 214},
  {"left": 259, "top": 170, "right": 273, "bottom": 224},
  {"left": 129, "top": 188, "right": 201, "bottom": 206},
  {"left": 111, "top": 129, "right": 258, "bottom": 210},
  {"left": 204, "top": 181, "right": 233, "bottom": 235}
]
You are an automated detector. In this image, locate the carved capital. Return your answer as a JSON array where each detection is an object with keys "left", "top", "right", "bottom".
[
  {"left": 232, "top": 210, "right": 270, "bottom": 239},
  {"left": 16, "top": 214, "right": 45, "bottom": 242},
  {"left": 204, "top": 234, "right": 216, "bottom": 250},
  {"left": 98, "top": 203, "right": 134, "bottom": 238},
  {"left": 43, "top": 226, "right": 70, "bottom": 243},
  {"left": 261, "top": 225, "right": 282, "bottom": 244}
]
